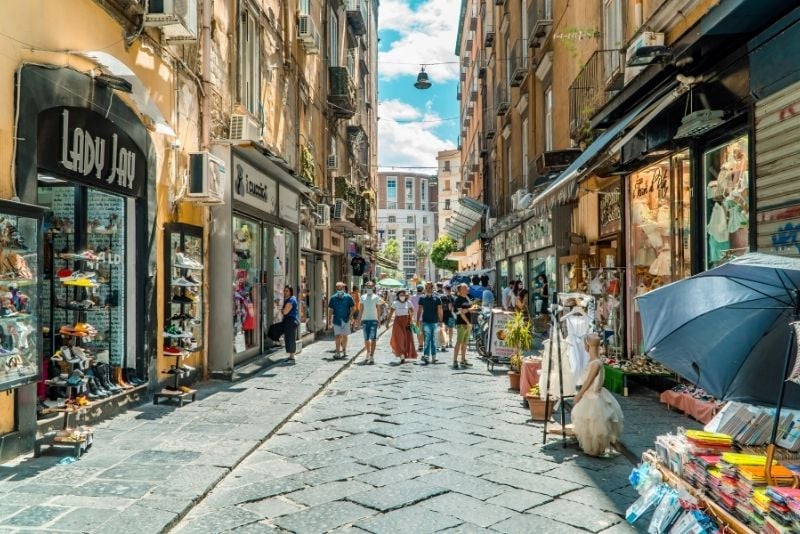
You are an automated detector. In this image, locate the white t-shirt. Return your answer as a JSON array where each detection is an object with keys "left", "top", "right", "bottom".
[
  {"left": 391, "top": 300, "right": 413, "bottom": 316},
  {"left": 502, "top": 287, "right": 513, "bottom": 309},
  {"left": 360, "top": 294, "right": 382, "bottom": 321}
]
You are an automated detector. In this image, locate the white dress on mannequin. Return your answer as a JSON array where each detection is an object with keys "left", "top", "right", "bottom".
[
  {"left": 538, "top": 334, "right": 577, "bottom": 400},
  {"left": 564, "top": 314, "right": 591, "bottom": 385}
]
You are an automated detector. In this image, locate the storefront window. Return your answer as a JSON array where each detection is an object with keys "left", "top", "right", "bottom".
[
  {"left": 704, "top": 135, "right": 749, "bottom": 268},
  {"left": 232, "top": 216, "right": 261, "bottom": 355},
  {"left": 498, "top": 260, "right": 509, "bottom": 289},
  {"left": 272, "top": 228, "right": 296, "bottom": 323},
  {"left": 628, "top": 152, "right": 691, "bottom": 354},
  {"left": 512, "top": 256, "right": 525, "bottom": 283},
  {"left": 528, "top": 253, "right": 555, "bottom": 314}
]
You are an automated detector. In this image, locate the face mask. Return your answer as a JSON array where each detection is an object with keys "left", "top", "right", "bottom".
[
  {"left": 399, "top": 296, "right": 406, "bottom": 302},
  {"left": 366, "top": 288, "right": 374, "bottom": 295}
]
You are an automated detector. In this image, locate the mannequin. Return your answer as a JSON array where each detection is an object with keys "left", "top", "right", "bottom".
[{"left": 571, "top": 333, "right": 624, "bottom": 457}]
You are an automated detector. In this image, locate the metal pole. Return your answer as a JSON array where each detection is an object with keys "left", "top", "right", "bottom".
[
  {"left": 766, "top": 289, "right": 800, "bottom": 485},
  {"left": 542, "top": 291, "right": 557, "bottom": 444}
]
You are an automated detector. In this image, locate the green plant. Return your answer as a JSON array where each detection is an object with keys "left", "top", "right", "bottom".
[
  {"left": 382, "top": 239, "right": 400, "bottom": 264},
  {"left": 430, "top": 235, "right": 459, "bottom": 272},
  {"left": 505, "top": 311, "right": 533, "bottom": 372},
  {"left": 527, "top": 384, "right": 540, "bottom": 397}
]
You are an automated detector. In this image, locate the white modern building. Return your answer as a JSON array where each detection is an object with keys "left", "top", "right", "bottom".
[{"left": 377, "top": 172, "right": 438, "bottom": 281}]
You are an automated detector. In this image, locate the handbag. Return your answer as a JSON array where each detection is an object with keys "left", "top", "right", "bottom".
[{"left": 268, "top": 322, "right": 285, "bottom": 342}]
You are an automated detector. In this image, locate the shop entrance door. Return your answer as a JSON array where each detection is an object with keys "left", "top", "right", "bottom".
[{"left": 232, "top": 215, "right": 263, "bottom": 363}]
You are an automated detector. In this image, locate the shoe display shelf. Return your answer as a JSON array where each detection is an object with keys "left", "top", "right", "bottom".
[
  {"left": 155, "top": 224, "right": 204, "bottom": 407},
  {"left": 35, "top": 379, "right": 93, "bottom": 458}
]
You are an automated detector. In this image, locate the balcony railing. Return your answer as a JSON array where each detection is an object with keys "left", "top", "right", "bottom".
[
  {"left": 509, "top": 39, "right": 528, "bottom": 87},
  {"left": 495, "top": 85, "right": 510, "bottom": 116},
  {"left": 346, "top": 0, "right": 367, "bottom": 36},
  {"left": 568, "top": 49, "right": 624, "bottom": 141},
  {"left": 477, "top": 49, "right": 487, "bottom": 79},
  {"left": 329, "top": 66, "right": 355, "bottom": 118},
  {"left": 482, "top": 2, "right": 495, "bottom": 47},
  {"left": 528, "top": 0, "right": 553, "bottom": 48}
]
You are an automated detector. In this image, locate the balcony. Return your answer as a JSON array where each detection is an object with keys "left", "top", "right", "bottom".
[
  {"left": 479, "top": 137, "right": 489, "bottom": 157},
  {"left": 457, "top": 84, "right": 462, "bottom": 101},
  {"left": 528, "top": 0, "right": 553, "bottom": 49},
  {"left": 568, "top": 49, "right": 625, "bottom": 141},
  {"left": 477, "top": 50, "right": 487, "bottom": 79},
  {"left": 481, "top": 2, "right": 495, "bottom": 47},
  {"left": 483, "top": 92, "right": 496, "bottom": 141},
  {"left": 494, "top": 85, "right": 510, "bottom": 116},
  {"left": 329, "top": 66, "right": 355, "bottom": 119},
  {"left": 347, "top": 124, "right": 369, "bottom": 178},
  {"left": 509, "top": 39, "right": 528, "bottom": 87},
  {"left": 346, "top": 0, "right": 367, "bottom": 36}
]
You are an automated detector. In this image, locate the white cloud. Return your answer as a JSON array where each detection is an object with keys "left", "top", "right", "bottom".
[
  {"left": 378, "top": 99, "right": 456, "bottom": 170},
  {"left": 378, "top": 0, "right": 461, "bottom": 81}
]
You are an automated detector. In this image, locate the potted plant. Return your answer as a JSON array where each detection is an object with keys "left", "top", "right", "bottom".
[
  {"left": 525, "top": 384, "right": 551, "bottom": 421},
  {"left": 505, "top": 311, "right": 532, "bottom": 391}
]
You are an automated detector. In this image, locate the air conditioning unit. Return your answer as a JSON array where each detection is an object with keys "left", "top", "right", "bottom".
[
  {"left": 305, "top": 28, "right": 321, "bottom": 54},
  {"left": 326, "top": 155, "right": 338, "bottom": 170},
  {"left": 145, "top": 0, "right": 198, "bottom": 43},
  {"left": 333, "top": 199, "right": 349, "bottom": 219},
  {"left": 316, "top": 204, "right": 331, "bottom": 228},
  {"left": 185, "top": 151, "right": 225, "bottom": 204},
  {"left": 298, "top": 15, "right": 315, "bottom": 44},
  {"left": 511, "top": 189, "right": 527, "bottom": 211},
  {"left": 624, "top": 32, "right": 664, "bottom": 85},
  {"left": 535, "top": 149, "right": 581, "bottom": 175},
  {"left": 487, "top": 217, "right": 497, "bottom": 230},
  {"left": 230, "top": 114, "right": 261, "bottom": 142}
]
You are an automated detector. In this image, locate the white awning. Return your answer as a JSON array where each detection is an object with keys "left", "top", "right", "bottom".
[{"left": 445, "top": 197, "right": 486, "bottom": 239}]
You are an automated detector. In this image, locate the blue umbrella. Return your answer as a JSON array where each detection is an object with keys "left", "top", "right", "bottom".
[{"left": 637, "top": 253, "right": 800, "bottom": 482}]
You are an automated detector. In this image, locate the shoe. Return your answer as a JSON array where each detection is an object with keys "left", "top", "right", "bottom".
[
  {"left": 420, "top": 357, "right": 429, "bottom": 365},
  {"left": 175, "top": 253, "right": 203, "bottom": 270},
  {"left": 179, "top": 385, "right": 192, "bottom": 393},
  {"left": 172, "top": 293, "right": 193, "bottom": 304},
  {"left": 432, "top": 357, "right": 438, "bottom": 363},
  {"left": 452, "top": 362, "right": 459, "bottom": 370},
  {"left": 172, "top": 277, "right": 200, "bottom": 288},
  {"left": 63, "top": 277, "right": 99, "bottom": 288},
  {"left": 460, "top": 361, "right": 473, "bottom": 368},
  {"left": 163, "top": 346, "right": 184, "bottom": 355},
  {"left": 417, "top": 346, "right": 423, "bottom": 351}
]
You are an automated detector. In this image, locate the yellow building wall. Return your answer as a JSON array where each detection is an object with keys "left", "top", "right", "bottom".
[{"left": 0, "top": 0, "right": 209, "bottom": 382}]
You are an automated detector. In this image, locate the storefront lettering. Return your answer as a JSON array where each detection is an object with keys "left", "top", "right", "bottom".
[
  {"left": 59, "top": 109, "right": 135, "bottom": 190},
  {"left": 247, "top": 179, "right": 268, "bottom": 201},
  {"left": 633, "top": 166, "right": 669, "bottom": 200},
  {"left": 772, "top": 223, "right": 800, "bottom": 254},
  {"left": 600, "top": 185, "right": 622, "bottom": 235}
]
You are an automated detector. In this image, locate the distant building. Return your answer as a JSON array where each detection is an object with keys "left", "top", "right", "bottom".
[{"left": 377, "top": 172, "right": 438, "bottom": 281}]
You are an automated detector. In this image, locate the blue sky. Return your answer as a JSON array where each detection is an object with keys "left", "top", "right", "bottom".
[{"left": 377, "top": 0, "right": 461, "bottom": 170}]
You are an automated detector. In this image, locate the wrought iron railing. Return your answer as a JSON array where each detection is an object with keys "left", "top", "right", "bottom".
[{"left": 568, "top": 49, "right": 624, "bottom": 140}]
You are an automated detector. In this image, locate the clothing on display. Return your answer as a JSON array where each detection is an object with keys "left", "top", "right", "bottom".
[
  {"left": 351, "top": 256, "right": 366, "bottom": 276},
  {"left": 538, "top": 334, "right": 577, "bottom": 399},
  {"left": 563, "top": 313, "right": 591, "bottom": 385},
  {"left": 571, "top": 359, "right": 624, "bottom": 456}
]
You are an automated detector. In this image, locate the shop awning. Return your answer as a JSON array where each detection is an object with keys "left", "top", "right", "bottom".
[
  {"left": 375, "top": 254, "right": 399, "bottom": 270},
  {"left": 445, "top": 250, "right": 467, "bottom": 262},
  {"left": 330, "top": 218, "right": 367, "bottom": 236},
  {"left": 446, "top": 197, "right": 486, "bottom": 239},
  {"left": 233, "top": 142, "right": 315, "bottom": 195},
  {"left": 531, "top": 81, "right": 688, "bottom": 214}
]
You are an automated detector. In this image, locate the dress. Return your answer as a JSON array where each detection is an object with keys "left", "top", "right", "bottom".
[
  {"left": 564, "top": 315, "right": 590, "bottom": 385},
  {"left": 538, "top": 335, "right": 577, "bottom": 399},
  {"left": 571, "top": 359, "right": 624, "bottom": 456},
  {"left": 389, "top": 301, "right": 417, "bottom": 359}
]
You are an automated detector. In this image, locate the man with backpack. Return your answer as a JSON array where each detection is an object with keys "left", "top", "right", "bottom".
[{"left": 439, "top": 283, "right": 455, "bottom": 351}]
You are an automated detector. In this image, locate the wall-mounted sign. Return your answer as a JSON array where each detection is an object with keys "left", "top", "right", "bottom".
[
  {"left": 37, "top": 107, "right": 146, "bottom": 198},
  {"left": 279, "top": 185, "right": 299, "bottom": 224},
  {"left": 599, "top": 183, "right": 622, "bottom": 236},
  {"left": 524, "top": 214, "right": 552, "bottom": 251},
  {"left": 233, "top": 157, "right": 277, "bottom": 215}
]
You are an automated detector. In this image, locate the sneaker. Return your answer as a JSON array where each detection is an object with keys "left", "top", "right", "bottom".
[
  {"left": 179, "top": 385, "right": 192, "bottom": 393},
  {"left": 451, "top": 362, "right": 459, "bottom": 370},
  {"left": 172, "top": 277, "right": 200, "bottom": 288},
  {"left": 175, "top": 253, "right": 203, "bottom": 270},
  {"left": 63, "top": 277, "right": 99, "bottom": 288},
  {"left": 185, "top": 273, "right": 201, "bottom": 285},
  {"left": 460, "top": 361, "right": 473, "bottom": 368},
  {"left": 432, "top": 357, "right": 438, "bottom": 363},
  {"left": 420, "top": 357, "right": 429, "bottom": 365},
  {"left": 172, "top": 293, "right": 193, "bottom": 304},
  {"left": 163, "top": 346, "right": 184, "bottom": 355}
]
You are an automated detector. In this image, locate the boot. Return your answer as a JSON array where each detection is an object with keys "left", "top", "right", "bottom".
[
  {"left": 97, "top": 364, "right": 120, "bottom": 393},
  {"left": 112, "top": 367, "right": 132, "bottom": 389},
  {"left": 87, "top": 369, "right": 110, "bottom": 396},
  {"left": 123, "top": 368, "right": 140, "bottom": 386}
]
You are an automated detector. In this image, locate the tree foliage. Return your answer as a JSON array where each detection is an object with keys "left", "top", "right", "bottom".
[
  {"left": 430, "top": 236, "right": 459, "bottom": 272},
  {"left": 415, "top": 241, "right": 431, "bottom": 259},
  {"left": 382, "top": 238, "right": 400, "bottom": 264}
]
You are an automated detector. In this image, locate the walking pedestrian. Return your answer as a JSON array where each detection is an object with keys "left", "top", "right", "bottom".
[
  {"left": 416, "top": 282, "right": 443, "bottom": 365},
  {"left": 351, "top": 285, "right": 361, "bottom": 331},
  {"left": 386, "top": 289, "right": 417, "bottom": 364},
  {"left": 359, "top": 281, "right": 384, "bottom": 364},
  {"left": 481, "top": 276, "right": 494, "bottom": 311},
  {"left": 410, "top": 284, "right": 424, "bottom": 351},
  {"left": 452, "top": 283, "right": 473, "bottom": 369},
  {"left": 440, "top": 283, "right": 455, "bottom": 349},
  {"left": 327, "top": 282, "right": 355, "bottom": 359},
  {"left": 502, "top": 279, "right": 515, "bottom": 310},
  {"left": 281, "top": 286, "right": 299, "bottom": 363}
]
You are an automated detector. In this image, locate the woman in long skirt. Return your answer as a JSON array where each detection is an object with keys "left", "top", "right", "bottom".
[{"left": 385, "top": 289, "right": 417, "bottom": 364}]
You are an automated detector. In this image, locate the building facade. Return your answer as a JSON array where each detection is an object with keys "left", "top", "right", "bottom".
[
  {"left": 377, "top": 172, "right": 438, "bottom": 282},
  {"left": 436, "top": 149, "right": 461, "bottom": 242},
  {"left": 457, "top": 0, "right": 800, "bottom": 360},
  {"left": 0, "top": 0, "right": 377, "bottom": 461}
]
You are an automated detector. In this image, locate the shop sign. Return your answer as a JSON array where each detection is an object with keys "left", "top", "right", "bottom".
[
  {"left": 631, "top": 163, "right": 670, "bottom": 201},
  {"left": 599, "top": 183, "right": 622, "bottom": 236},
  {"left": 524, "top": 215, "right": 552, "bottom": 251},
  {"left": 37, "top": 107, "right": 146, "bottom": 198},
  {"left": 489, "top": 311, "right": 516, "bottom": 359},
  {"left": 279, "top": 185, "right": 299, "bottom": 224},
  {"left": 507, "top": 227, "right": 523, "bottom": 256},
  {"left": 493, "top": 233, "right": 505, "bottom": 260},
  {"left": 233, "top": 157, "right": 277, "bottom": 215}
]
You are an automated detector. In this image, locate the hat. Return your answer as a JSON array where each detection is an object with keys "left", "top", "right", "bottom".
[
  {"left": 443, "top": 283, "right": 451, "bottom": 289},
  {"left": 416, "top": 285, "right": 424, "bottom": 290}
]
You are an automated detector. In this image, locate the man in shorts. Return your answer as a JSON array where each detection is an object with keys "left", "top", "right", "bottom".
[
  {"left": 453, "top": 283, "right": 473, "bottom": 369},
  {"left": 359, "top": 281, "right": 384, "bottom": 364},
  {"left": 439, "top": 284, "right": 455, "bottom": 350},
  {"left": 328, "top": 282, "right": 355, "bottom": 359},
  {"left": 416, "top": 282, "right": 443, "bottom": 365}
]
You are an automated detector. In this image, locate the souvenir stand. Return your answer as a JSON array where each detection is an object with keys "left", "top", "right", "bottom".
[{"left": 541, "top": 292, "right": 596, "bottom": 445}]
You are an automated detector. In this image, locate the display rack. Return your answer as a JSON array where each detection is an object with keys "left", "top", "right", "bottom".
[{"left": 155, "top": 223, "right": 203, "bottom": 407}]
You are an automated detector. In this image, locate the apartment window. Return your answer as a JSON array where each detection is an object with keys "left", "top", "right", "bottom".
[
  {"left": 521, "top": 1, "right": 528, "bottom": 44},
  {"left": 445, "top": 199, "right": 451, "bottom": 210},
  {"left": 506, "top": 143, "right": 512, "bottom": 194},
  {"left": 329, "top": 9, "right": 339, "bottom": 67},
  {"left": 299, "top": 0, "right": 309, "bottom": 14},
  {"left": 444, "top": 179, "right": 450, "bottom": 191},
  {"left": 545, "top": 86, "right": 553, "bottom": 151},
  {"left": 386, "top": 177, "right": 397, "bottom": 205},
  {"left": 603, "top": 0, "right": 624, "bottom": 50},
  {"left": 407, "top": 216, "right": 413, "bottom": 224},
  {"left": 387, "top": 216, "right": 396, "bottom": 223},
  {"left": 387, "top": 229, "right": 396, "bottom": 240},
  {"left": 422, "top": 216, "right": 428, "bottom": 225},
  {"left": 405, "top": 178, "right": 414, "bottom": 207},
  {"left": 522, "top": 118, "right": 529, "bottom": 186},
  {"left": 239, "top": 7, "right": 260, "bottom": 114},
  {"left": 421, "top": 179, "right": 427, "bottom": 207},
  {"left": 444, "top": 161, "right": 451, "bottom": 172}
]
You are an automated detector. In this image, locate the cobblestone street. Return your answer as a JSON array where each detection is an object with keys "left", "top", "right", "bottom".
[{"left": 172, "top": 333, "right": 640, "bottom": 534}]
